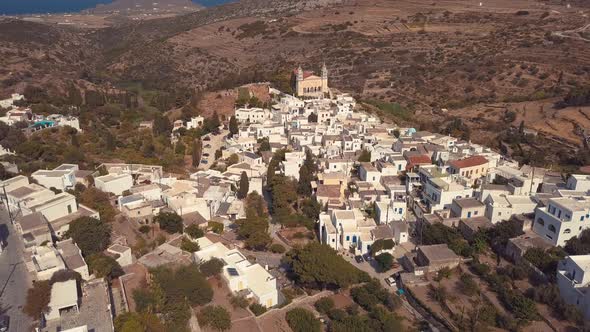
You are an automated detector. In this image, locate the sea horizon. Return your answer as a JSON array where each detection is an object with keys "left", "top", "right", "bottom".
[{"left": 0, "top": 0, "right": 234, "bottom": 15}]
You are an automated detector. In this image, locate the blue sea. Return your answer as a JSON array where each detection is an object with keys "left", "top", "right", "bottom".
[{"left": 0, "top": 0, "right": 234, "bottom": 15}]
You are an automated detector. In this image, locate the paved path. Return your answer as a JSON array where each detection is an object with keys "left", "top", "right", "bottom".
[{"left": 0, "top": 208, "right": 33, "bottom": 332}]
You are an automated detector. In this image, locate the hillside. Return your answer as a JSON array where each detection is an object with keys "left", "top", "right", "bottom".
[{"left": 0, "top": 0, "right": 589, "bottom": 168}]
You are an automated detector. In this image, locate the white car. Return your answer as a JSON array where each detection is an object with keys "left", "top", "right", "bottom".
[{"left": 385, "top": 277, "right": 397, "bottom": 289}]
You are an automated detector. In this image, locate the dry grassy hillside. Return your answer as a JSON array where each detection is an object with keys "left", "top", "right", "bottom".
[{"left": 0, "top": 0, "right": 589, "bottom": 168}]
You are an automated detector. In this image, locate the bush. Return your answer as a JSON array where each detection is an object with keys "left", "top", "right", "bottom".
[
  {"left": 285, "top": 308, "right": 321, "bottom": 332},
  {"left": 459, "top": 273, "right": 479, "bottom": 296},
  {"left": 139, "top": 225, "right": 151, "bottom": 234},
  {"left": 249, "top": 303, "right": 267, "bottom": 316},
  {"left": 375, "top": 253, "right": 394, "bottom": 272},
  {"left": 199, "top": 258, "right": 224, "bottom": 277},
  {"left": 314, "top": 297, "right": 335, "bottom": 314},
  {"left": 327, "top": 308, "right": 347, "bottom": 321},
  {"left": 185, "top": 224, "right": 204, "bottom": 239},
  {"left": 209, "top": 221, "right": 224, "bottom": 234},
  {"left": 269, "top": 243, "right": 286, "bottom": 254},
  {"left": 65, "top": 216, "right": 111, "bottom": 257},
  {"left": 198, "top": 305, "right": 231, "bottom": 331},
  {"left": 155, "top": 212, "right": 183, "bottom": 234},
  {"left": 87, "top": 253, "right": 124, "bottom": 279},
  {"left": 181, "top": 237, "right": 200, "bottom": 253},
  {"left": 230, "top": 295, "right": 249, "bottom": 309}
]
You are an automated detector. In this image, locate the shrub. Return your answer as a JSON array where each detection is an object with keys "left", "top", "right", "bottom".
[
  {"left": 138, "top": 225, "right": 151, "bottom": 234},
  {"left": 269, "top": 243, "right": 286, "bottom": 254},
  {"left": 230, "top": 295, "right": 249, "bottom": 309},
  {"left": 328, "top": 308, "right": 347, "bottom": 321},
  {"left": 185, "top": 224, "right": 204, "bottom": 239},
  {"left": 181, "top": 237, "right": 200, "bottom": 253},
  {"left": 155, "top": 212, "right": 183, "bottom": 234},
  {"left": 249, "top": 303, "right": 267, "bottom": 316},
  {"left": 209, "top": 221, "right": 224, "bottom": 234},
  {"left": 314, "top": 297, "right": 335, "bottom": 314},
  {"left": 375, "top": 253, "right": 394, "bottom": 272},
  {"left": 199, "top": 258, "right": 224, "bottom": 277},
  {"left": 197, "top": 305, "right": 231, "bottom": 331},
  {"left": 459, "top": 273, "right": 479, "bottom": 296},
  {"left": 285, "top": 308, "right": 321, "bottom": 332}
]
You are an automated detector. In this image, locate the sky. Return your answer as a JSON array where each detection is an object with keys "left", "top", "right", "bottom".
[{"left": 0, "top": 0, "right": 234, "bottom": 15}]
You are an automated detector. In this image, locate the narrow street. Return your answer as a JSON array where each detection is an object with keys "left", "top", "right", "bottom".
[{"left": 0, "top": 208, "right": 33, "bottom": 332}]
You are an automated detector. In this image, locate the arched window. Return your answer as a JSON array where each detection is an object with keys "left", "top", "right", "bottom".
[
  {"left": 536, "top": 218, "right": 545, "bottom": 226},
  {"left": 352, "top": 235, "right": 357, "bottom": 243},
  {"left": 548, "top": 224, "right": 557, "bottom": 233},
  {"left": 564, "top": 229, "right": 571, "bottom": 234}
]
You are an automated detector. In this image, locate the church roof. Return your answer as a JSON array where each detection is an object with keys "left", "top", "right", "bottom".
[{"left": 293, "top": 69, "right": 315, "bottom": 79}]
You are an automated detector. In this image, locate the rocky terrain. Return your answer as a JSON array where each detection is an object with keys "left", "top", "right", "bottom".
[{"left": 0, "top": 0, "right": 589, "bottom": 168}]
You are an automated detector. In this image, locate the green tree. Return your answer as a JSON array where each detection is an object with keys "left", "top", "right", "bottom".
[
  {"left": 155, "top": 212, "right": 183, "bottom": 234},
  {"left": 23, "top": 280, "right": 51, "bottom": 318},
  {"left": 192, "top": 139, "right": 202, "bottom": 167},
  {"left": 65, "top": 216, "right": 111, "bottom": 257},
  {"left": 180, "top": 237, "right": 200, "bottom": 253},
  {"left": 199, "top": 258, "right": 224, "bottom": 277},
  {"left": 258, "top": 137, "right": 270, "bottom": 152},
  {"left": 198, "top": 306, "right": 231, "bottom": 331},
  {"left": 283, "top": 243, "right": 370, "bottom": 289},
  {"left": 79, "top": 187, "right": 117, "bottom": 223},
  {"left": 88, "top": 253, "right": 124, "bottom": 279},
  {"left": 358, "top": 149, "right": 371, "bottom": 162},
  {"left": 175, "top": 141, "right": 186, "bottom": 155},
  {"left": 185, "top": 224, "right": 204, "bottom": 239},
  {"left": 269, "top": 243, "right": 286, "bottom": 254},
  {"left": 237, "top": 171, "right": 249, "bottom": 199},
  {"left": 114, "top": 311, "right": 166, "bottom": 332},
  {"left": 375, "top": 253, "right": 394, "bottom": 272},
  {"left": 314, "top": 297, "right": 335, "bottom": 314},
  {"left": 285, "top": 308, "right": 321, "bottom": 332},
  {"left": 227, "top": 153, "right": 239, "bottom": 166},
  {"left": 153, "top": 113, "right": 171, "bottom": 136},
  {"left": 229, "top": 116, "right": 239, "bottom": 137},
  {"left": 297, "top": 164, "right": 312, "bottom": 196}
]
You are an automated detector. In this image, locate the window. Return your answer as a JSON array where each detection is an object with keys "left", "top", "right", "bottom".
[
  {"left": 548, "top": 224, "right": 557, "bottom": 233},
  {"left": 537, "top": 218, "right": 545, "bottom": 226},
  {"left": 67, "top": 205, "right": 72, "bottom": 214},
  {"left": 582, "top": 216, "right": 586, "bottom": 222},
  {"left": 564, "top": 229, "right": 571, "bottom": 234},
  {"left": 474, "top": 211, "right": 479, "bottom": 216},
  {"left": 558, "top": 210, "right": 562, "bottom": 218},
  {"left": 332, "top": 239, "right": 335, "bottom": 242},
  {"left": 346, "top": 236, "right": 350, "bottom": 241},
  {"left": 399, "top": 208, "right": 403, "bottom": 214}
]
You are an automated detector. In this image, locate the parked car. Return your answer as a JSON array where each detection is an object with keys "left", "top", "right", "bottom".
[
  {"left": 354, "top": 255, "right": 364, "bottom": 263},
  {"left": 385, "top": 277, "right": 397, "bottom": 289},
  {"left": 0, "top": 315, "right": 9, "bottom": 332},
  {"left": 203, "top": 136, "right": 211, "bottom": 141},
  {"left": 203, "top": 153, "right": 210, "bottom": 157},
  {"left": 201, "top": 160, "right": 208, "bottom": 164},
  {"left": 205, "top": 144, "right": 212, "bottom": 148}
]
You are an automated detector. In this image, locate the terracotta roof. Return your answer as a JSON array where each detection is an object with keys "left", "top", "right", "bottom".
[
  {"left": 449, "top": 156, "right": 488, "bottom": 169},
  {"left": 293, "top": 69, "right": 315, "bottom": 79},
  {"left": 405, "top": 154, "right": 432, "bottom": 171}
]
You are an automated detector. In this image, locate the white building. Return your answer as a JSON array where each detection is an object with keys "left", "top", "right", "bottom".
[
  {"left": 194, "top": 237, "right": 279, "bottom": 307},
  {"left": 533, "top": 197, "right": 590, "bottom": 246},
  {"left": 94, "top": 173, "right": 133, "bottom": 196},
  {"left": 32, "top": 167, "right": 76, "bottom": 192},
  {"left": 45, "top": 279, "right": 79, "bottom": 321},
  {"left": 186, "top": 116, "right": 204, "bottom": 130},
  {"left": 0, "top": 93, "right": 24, "bottom": 109},
  {"left": 484, "top": 194, "right": 537, "bottom": 224},
  {"left": 422, "top": 177, "right": 473, "bottom": 212},
  {"left": 567, "top": 174, "right": 590, "bottom": 193},
  {"left": 557, "top": 255, "right": 590, "bottom": 320}
]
